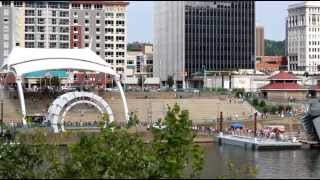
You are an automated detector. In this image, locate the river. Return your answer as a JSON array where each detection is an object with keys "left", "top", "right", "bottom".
[{"left": 200, "top": 143, "right": 320, "bottom": 179}]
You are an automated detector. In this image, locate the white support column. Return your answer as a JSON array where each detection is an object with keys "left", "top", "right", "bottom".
[
  {"left": 115, "top": 75, "right": 129, "bottom": 122},
  {"left": 16, "top": 76, "right": 27, "bottom": 126}
]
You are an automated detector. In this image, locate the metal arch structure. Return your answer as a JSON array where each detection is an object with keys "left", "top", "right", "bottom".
[
  {"left": 1, "top": 47, "right": 129, "bottom": 126},
  {"left": 47, "top": 91, "right": 114, "bottom": 133}
]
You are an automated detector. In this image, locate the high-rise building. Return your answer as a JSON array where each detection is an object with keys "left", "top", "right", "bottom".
[
  {"left": 256, "top": 24, "right": 264, "bottom": 57},
  {"left": 0, "top": 1, "right": 129, "bottom": 77},
  {"left": 287, "top": 1, "right": 320, "bottom": 73},
  {"left": 154, "top": 1, "right": 255, "bottom": 89}
]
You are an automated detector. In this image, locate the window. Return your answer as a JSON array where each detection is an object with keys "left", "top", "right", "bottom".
[
  {"left": 83, "top": 4, "right": 91, "bottom": 9},
  {"left": 16, "top": 43, "right": 20, "bottom": 46},
  {"left": 38, "top": 18, "right": 45, "bottom": 24},
  {"left": 116, "top": 13, "right": 125, "bottom": 18},
  {"left": 37, "top": 26, "right": 45, "bottom": 32},
  {"left": 2, "top": 1, "right": 10, "bottom": 6},
  {"left": 48, "top": 2, "right": 58, "bottom": 9},
  {"left": 38, "top": 42, "right": 44, "bottom": 48},
  {"left": 116, "top": 44, "right": 124, "bottom": 49},
  {"left": 59, "top": 27, "right": 69, "bottom": 33},
  {"left": 106, "top": 59, "right": 113, "bottom": 64},
  {"left": 85, "top": 35, "right": 89, "bottom": 39},
  {"left": 25, "top": 26, "right": 35, "bottom": 32},
  {"left": 25, "top": 18, "right": 35, "bottom": 24},
  {"left": 40, "top": 34, "right": 45, "bottom": 40},
  {"left": 52, "top": 11, "right": 56, "bottom": 17},
  {"left": 25, "top": 10, "right": 35, "bottom": 16},
  {"left": 105, "top": 51, "right": 114, "bottom": 56},
  {"left": 59, "top": 11, "right": 69, "bottom": 17},
  {"left": 105, "top": 13, "right": 113, "bottom": 18},
  {"left": 116, "top": 52, "right": 125, "bottom": 57},
  {"left": 25, "top": 42, "right": 35, "bottom": 48},
  {"left": 127, "top": 60, "right": 134, "bottom": 64},
  {"left": 94, "top": 4, "right": 102, "bottom": 10},
  {"left": 96, "top": 35, "right": 100, "bottom": 40},
  {"left": 14, "top": 2, "right": 23, "bottom": 7},
  {"left": 85, "top": 43, "right": 89, "bottom": 47},
  {"left": 116, "top": 67, "right": 124, "bottom": 72},
  {"left": 85, "top": 19, "right": 89, "bottom": 24},
  {"left": 105, "top": 36, "right": 114, "bottom": 41},
  {"left": 50, "top": 34, "right": 56, "bottom": 40},
  {"left": 60, "top": 3, "right": 69, "bottom": 9},
  {"left": 116, "top": 36, "right": 125, "bottom": 41},
  {"left": 73, "top": 12, "right": 78, "bottom": 16},
  {"left": 72, "top": 4, "right": 80, "bottom": 9},
  {"left": 85, "top": 27, "right": 89, "bottom": 31},
  {"left": 105, "top": 28, "right": 113, "bottom": 33},
  {"left": 59, "top": 35, "right": 69, "bottom": 41},
  {"left": 96, "top": 20, "right": 100, "bottom": 24},
  {"left": 96, "top": 28, "right": 100, "bottom": 32},
  {"left": 105, "top": 20, "right": 113, "bottom": 25},
  {"left": 74, "top": 19, "right": 78, "bottom": 24},
  {"left": 116, "top": 20, "right": 125, "bottom": 26},
  {"left": 105, "top": 44, "right": 114, "bottom": 48},
  {"left": 96, "top": 51, "right": 100, "bottom": 55},
  {"left": 116, "top": 28, "right": 125, "bottom": 33},
  {"left": 59, "top": 43, "right": 69, "bottom": 48},
  {"left": 96, "top": 43, "right": 100, "bottom": 47},
  {"left": 59, "top": 19, "right": 69, "bottom": 25},
  {"left": 38, "top": 10, "right": 42, "bottom": 16}
]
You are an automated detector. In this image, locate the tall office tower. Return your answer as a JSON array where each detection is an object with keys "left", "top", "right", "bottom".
[
  {"left": 0, "top": 1, "right": 129, "bottom": 76},
  {"left": 256, "top": 24, "right": 264, "bottom": 57},
  {"left": 154, "top": 1, "right": 255, "bottom": 89},
  {"left": 287, "top": 1, "right": 320, "bottom": 73}
]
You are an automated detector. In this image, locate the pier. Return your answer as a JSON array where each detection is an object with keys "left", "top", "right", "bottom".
[{"left": 214, "top": 134, "right": 302, "bottom": 150}]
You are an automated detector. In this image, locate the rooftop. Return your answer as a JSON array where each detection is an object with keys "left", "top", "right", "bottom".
[
  {"left": 261, "top": 82, "right": 307, "bottom": 91},
  {"left": 268, "top": 71, "right": 300, "bottom": 80}
]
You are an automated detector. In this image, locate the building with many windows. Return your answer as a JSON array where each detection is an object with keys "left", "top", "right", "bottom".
[
  {"left": 154, "top": 1, "right": 255, "bottom": 89},
  {"left": 0, "top": 1, "right": 129, "bottom": 81},
  {"left": 256, "top": 24, "right": 264, "bottom": 57},
  {"left": 287, "top": 1, "right": 320, "bottom": 73}
]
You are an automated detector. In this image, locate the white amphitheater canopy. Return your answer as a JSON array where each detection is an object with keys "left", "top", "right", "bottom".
[{"left": 1, "top": 47, "right": 129, "bottom": 126}]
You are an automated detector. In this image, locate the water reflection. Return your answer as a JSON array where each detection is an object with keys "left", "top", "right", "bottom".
[{"left": 200, "top": 143, "right": 320, "bottom": 179}]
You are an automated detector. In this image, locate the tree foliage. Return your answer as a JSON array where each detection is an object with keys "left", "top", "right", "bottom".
[
  {"left": 264, "top": 39, "right": 285, "bottom": 56},
  {"left": 0, "top": 104, "right": 204, "bottom": 179}
]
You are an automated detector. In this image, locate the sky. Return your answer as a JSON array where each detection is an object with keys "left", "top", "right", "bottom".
[{"left": 127, "top": 1, "right": 300, "bottom": 43}]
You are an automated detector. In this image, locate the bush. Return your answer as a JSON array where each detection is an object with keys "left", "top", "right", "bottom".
[
  {"left": 252, "top": 98, "right": 259, "bottom": 106},
  {"left": 270, "top": 106, "right": 278, "bottom": 114},
  {"left": 259, "top": 100, "right": 266, "bottom": 107},
  {"left": 262, "top": 106, "right": 269, "bottom": 113}
]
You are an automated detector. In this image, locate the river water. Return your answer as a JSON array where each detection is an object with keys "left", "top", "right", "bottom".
[{"left": 200, "top": 143, "right": 320, "bottom": 179}]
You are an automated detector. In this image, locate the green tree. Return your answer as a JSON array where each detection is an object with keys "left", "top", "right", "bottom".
[
  {"left": 264, "top": 39, "right": 285, "bottom": 56},
  {"left": 271, "top": 106, "right": 278, "bottom": 114},
  {"left": 167, "top": 75, "right": 174, "bottom": 89},
  {"left": 63, "top": 103, "right": 204, "bottom": 178},
  {"left": 259, "top": 100, "right": 266, "bottom": 107},
  {"left": 252, "top": 98, "right": 259, "bottom": 106}
]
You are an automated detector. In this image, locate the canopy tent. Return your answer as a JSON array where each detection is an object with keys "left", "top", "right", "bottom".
[
  {"left": 230, "top": 123, "right": 244, "bottom": 129},
  {"left": 1, "top": 47, "right": 129, "bottom": 127}
]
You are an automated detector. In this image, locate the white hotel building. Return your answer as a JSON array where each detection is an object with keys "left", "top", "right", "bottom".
[
  {"left": 287, "top": 1, "right": 320, "bottom": 73},
  {"left": 0, "top": 1, "right": 129, "bottom": 78}
]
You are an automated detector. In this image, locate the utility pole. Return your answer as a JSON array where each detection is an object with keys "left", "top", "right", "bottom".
[
  {"left": 254, "top": 112, "right": 257, "bottom": 137},
  {"left": 220, "top": 111, "right": 223, "bottom": 133}
]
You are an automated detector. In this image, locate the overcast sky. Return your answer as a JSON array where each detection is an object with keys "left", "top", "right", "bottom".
[{"left": 127, "top": 1, "right": 300, "bottom": 43}]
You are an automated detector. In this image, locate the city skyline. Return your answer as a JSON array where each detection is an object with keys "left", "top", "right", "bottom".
[{"left": 127, "top": 1, "right": 300, "bottom": 43}]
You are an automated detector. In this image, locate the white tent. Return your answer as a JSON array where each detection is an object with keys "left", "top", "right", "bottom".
[{"left": 1, "top": 47, "right": 129, "bottom": 126}]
